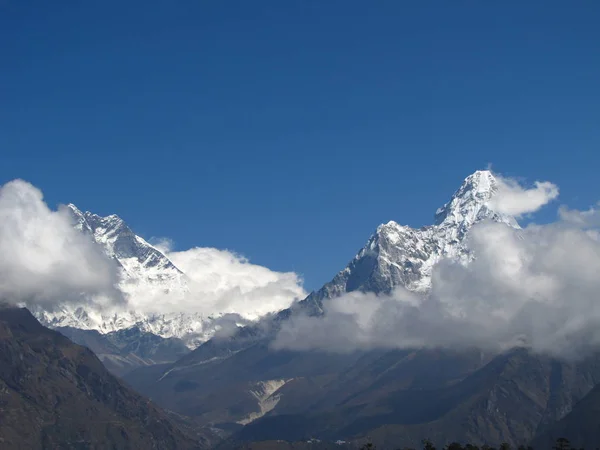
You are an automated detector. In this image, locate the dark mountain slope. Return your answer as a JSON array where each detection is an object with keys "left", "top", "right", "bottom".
[
  {"left": 231, "top": 349, "right": 600, "bottom": 448},
  {"left": 58, "top": 326, "right": 190, "bottom": 376},
  {"left": 123, "top": 171, "right": 600, "bottom": 447},
  {"left": 531, "top": 381, "right": 600, "bottom": 449},
  {"left": 0, "top": 304, "right": 204, "bottom": 450}
]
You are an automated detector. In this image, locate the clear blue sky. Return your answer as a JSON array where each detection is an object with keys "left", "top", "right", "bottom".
[{"left": 1, "top": 1, "right": 599, "bottom": 290}]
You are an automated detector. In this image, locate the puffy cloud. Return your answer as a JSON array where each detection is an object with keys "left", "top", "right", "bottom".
[
  {"left": 163, "top": 247, "right": 306, "bottom": 318},
  {"left": 0, "top": 179, "right": 305, "bottom": 324},
  {"left": 151, "top": 237, "right": 175, "bottom": 254},
  {"left": 488, "top": 175, "right": 559, "bottom": 217},
  {"left": 559, "top": 202, "right": 600, "bottom": 227},
  {"left": 114, "top": 241, "right": 305, "bottom": 318},
  {"left": 274, "top": 205, "right": 600, "bottom": 359},
  {"left": 0, "top": 180, "right": 122, "bottom": 308}
]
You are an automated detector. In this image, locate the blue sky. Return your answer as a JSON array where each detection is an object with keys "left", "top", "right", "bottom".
[{"left": 1, "top": 1, "right": 599, "bottom": 291}]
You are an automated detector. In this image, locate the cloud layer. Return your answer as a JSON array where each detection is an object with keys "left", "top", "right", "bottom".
[
  {"left": 153, "top": 246, "right": 306, "bottom": 318},
  {"left": 274, "top": 220, "right": 600, "bottom": 358},
  {"left": 6, "top": 172, "right": 597, "bottom": 359},
  {"left": 559, "top": 202, "right": 600, "bottom": 227},
  {"left": 0, "top": 180, "right": 122, "bottom": 308},
  {"left": 274, "top": 176, "right": 600, "bottom": 359},
  {"left": 0, "top": 180, "right": 305, "bottom": 322}
]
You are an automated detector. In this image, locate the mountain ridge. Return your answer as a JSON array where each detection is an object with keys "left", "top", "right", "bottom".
[
  {"left": 155, "top": 169, "right": 523, "bottom": 371},
  {"left": 35, "top": 170, "right": 514, "bottom": 348},
  {"left": 13, "top": 169, "right": 592, "bottom": 448},
  {"left": 272, "top": 170, "right": 520, "bottom": 322},
  {"left": 0, "top": 303, "right": 207, "bottom": 449},
  {"left": 34, "top": 206, "right": 259, "bottom": 348},
  {"left": 127, "top": 169, "right": 600, "bottom": 447}
]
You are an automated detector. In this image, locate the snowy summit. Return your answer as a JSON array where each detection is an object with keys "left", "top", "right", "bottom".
[{"left": 35, "top": 170, "right": 518, "bottom": 347}]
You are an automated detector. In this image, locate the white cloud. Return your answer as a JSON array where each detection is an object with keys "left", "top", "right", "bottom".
[
  {"left": 558, "top": 202, "right": 600, "bottom": 227},
  {"left": 0, "top": 180, "right": 122, "bottom": 308},
  {"left": 274, "top": 204, "right": 600, "bottom": 359},
  {"left": 151, "top": 237, "right": 174, "bottom": 254},
  {"left": 488, "top": 175, "right": 559, "bottom": 217},
  {"left": 163, "top": 247, "right": 306, "bottom": 318},
  {"left": 92, "top": 243, "right": 306, "bottom": 319},
  {"left": 0, "top": 180, "right": 305, "bottom": 325}
]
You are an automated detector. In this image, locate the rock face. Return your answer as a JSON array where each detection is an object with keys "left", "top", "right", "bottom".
[
  {"left": 33, "top": 205, "right": 267, "bottom": 349},
  {"left": 0, "top": 304, "right": 204, "bottom": 449},
  {"left": 68, "top": 204, "right": 185, "bottom": 285},
  {"left": 33, "top": 204, "right": 213, "bottom": 348},
  {"left": 123, "top": 170, "right": 600, "bottom": 448},
  {"left": 530, "top": 381, "right": 600, "bottom": 449},
  {"left": 179, "top": 169, "right": 521, "bottom": 363},
  {"left": 34, "top": 170, "right": 514, "bottom": 349},
  {"left": 57, "top": 326, "right": 190, "bottom": 377},
  {"left": 304, "top": 170, "right": 518, "bottom": 312},
  {"left": 34, "top": 170, "right": 515, "bottom": 350},
  {"left": 22, "top": 169, "right": 594, "bottom": 448}
]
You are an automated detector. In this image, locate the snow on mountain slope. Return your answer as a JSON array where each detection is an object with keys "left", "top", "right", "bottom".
[
  {"left": 300, "top": 170, "right": 521, "bottom": 314},
  {"left": 35, "top": 170, "right": 519, "bottom": 349},
  {"left": 67, "top": 204, "right": 186, "bottom": 286},
  {"left": 35, "top": 305, "right": 223, "bottom": 348},
  {"left": 34, "top": 205, "right": 298, "bottom": 348},
  {"left": 180, "top": 170, "right": 525, "bottom": 364}
]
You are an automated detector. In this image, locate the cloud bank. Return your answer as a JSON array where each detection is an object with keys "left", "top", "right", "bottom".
[
  {"left": 139, "top": 245, "right": 307, "bottom": 318},
  {"left": 0, "top": 179, "right": 305, "bottom": 322},
  {"left": 274, "top": 178, "right": 600, "bottom": 359},
  {"left": 559, "top": 202, "right": 600, "bottom": 228},
  {"left": 0, "top": 180, "right": 122, "bottom": 308}
]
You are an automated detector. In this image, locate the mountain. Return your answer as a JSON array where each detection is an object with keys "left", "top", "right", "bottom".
[
  {"left": 57, "top": 326, "right": 190, "bottom": 376},
  {"left": 0, "top": 303, "right": 206, "bottom": 449},
  {"left": 299, "top": 170, "right": 518, "bottom": 314},
  {"left": 168, "top": 169, "right": 519, "bottom": 370},
  {"left": 28, "top": 169, "right": 592, "bottom": 448},
  {"left": 530, "top": 381, "right": 600, "bottom": 449},
  {"left": 122, "top": 170, "right": 600, "bottom": 448},
  {"left": 68, "top": 204, "right": 186, "bottom": 288},
  {"left": 286, "top": 349, "right": 600, "bottom": 449},
  {"left": 33, "top": 205, "right": 253, "bottom": 348},
  {"left": 39, "top": 170, "right": 510, "bottom": 348},
  {"left": 125, "top": 170, "right": 593, "bottom": 447}
]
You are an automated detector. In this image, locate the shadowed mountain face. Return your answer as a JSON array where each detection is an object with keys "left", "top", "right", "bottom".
[
  {"left": 127, "top": 341, "right": 600, "bottom": 448},
  {"left": 0, "top": 304, "right": 205, "bottom": 450},
  {"left": 57, "top": 326, "right": 190, "bottom": 377},
  {"left": 531, "top": 382, "right": 600, "bottom": 450},
  {"left": 122, "top": 171, "right": 600, "bottom": 447},
  {"left": 17, "top": 171, "right": 600, "bottom": 448}
]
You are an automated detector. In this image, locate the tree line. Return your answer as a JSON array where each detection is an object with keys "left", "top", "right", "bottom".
[{"left": 360, "top": 437, "right": 583, "bottom": 450}]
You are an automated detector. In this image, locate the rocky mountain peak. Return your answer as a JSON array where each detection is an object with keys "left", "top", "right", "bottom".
[
  {"left": 43, "top": 171, "right": 524, "bottom": 348},
  {"left": 67, "top": 203, "right": 128, "bottom": 237},
  {"left": 312, "top": 170, "right": 522, "bottom": 300},
  {"left": 434, "top": 170, "right": 519, "bottom": 232},
  {"left": 65, "top": 204, "right": 179, "bottom": 271}
]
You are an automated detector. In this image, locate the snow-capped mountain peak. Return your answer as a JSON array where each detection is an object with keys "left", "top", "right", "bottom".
[
  {"left": 37, "top": 205, "right": 206, "bottom": 345},
  {"left": 66, "top": 204, "right": 183, "bottom": 280},
  {"left": 308, "top": 170, "right": 521, "bottom": 303},
  {"left": 38, "top": 204, "right": 303, "bottom": 348},
  {"left": 37, "top": 170, "right": 522, "bottom": 348},
  {"left": 434, "top": 170, "right": 519, "bottom": 232}
]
